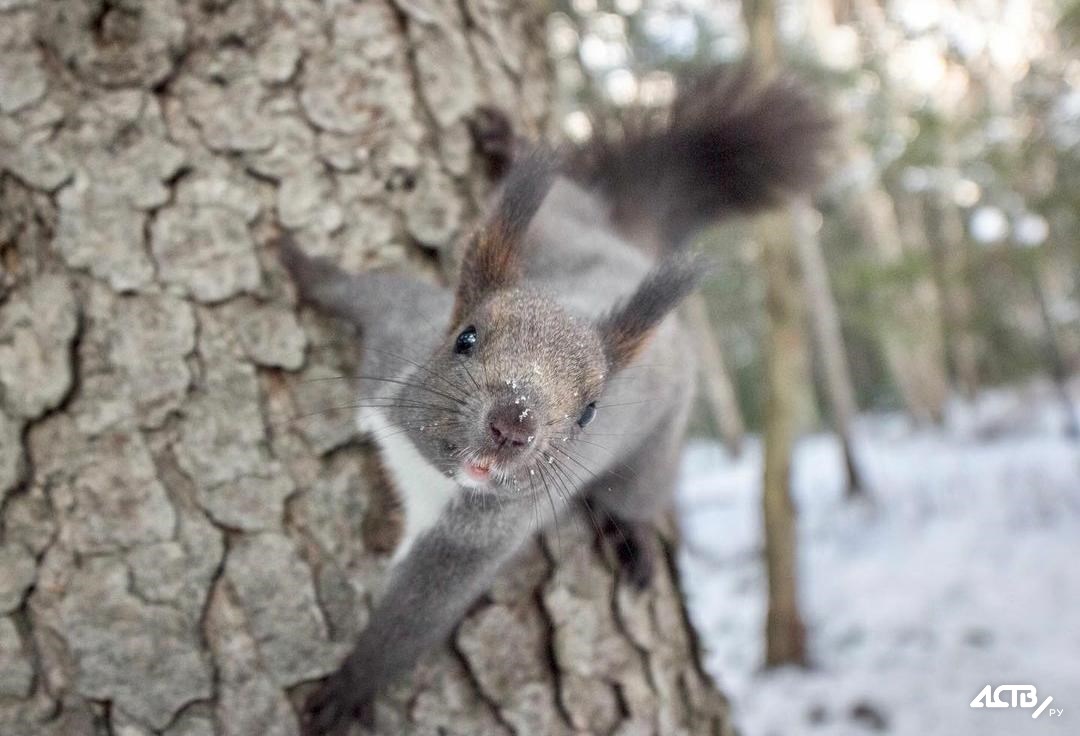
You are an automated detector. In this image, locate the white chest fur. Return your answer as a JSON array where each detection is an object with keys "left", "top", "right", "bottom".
[{"left": 357, "top": 408, "right": 457, "bottom": 561}]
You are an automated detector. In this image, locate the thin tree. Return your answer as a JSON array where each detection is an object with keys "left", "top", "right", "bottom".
[
  {"left": 683, "top": 293, "right": 747, "bottom": 456},
  {"left": 856, "top": 179, "right": 950, "bottom": 424},
  {"left": 849, "top": 0, "right": 951, "bottom": 424},
  {"left": 744, "top": 0, "right": 810, "bottom": 667},
  {"left": 930, "top": 136, "right": 982, "bottom": 399},
  {"left": 759, "top": 210, "right": 811, "bottom": 666},
  {"left": 792, "top": 202, "right": 867, "bottom": 497}
]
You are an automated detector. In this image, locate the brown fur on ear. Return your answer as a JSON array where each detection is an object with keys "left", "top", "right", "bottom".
[
  {"left": 451, "top": 148, "right": 557, "bottom": 326},
  {"left": 599, "top": 254, "right": 706, "bottom": 370}
]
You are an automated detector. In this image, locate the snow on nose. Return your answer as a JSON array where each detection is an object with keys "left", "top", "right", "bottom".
[{"left": 486, "top": 403, "right": 536, "bottom": 449}]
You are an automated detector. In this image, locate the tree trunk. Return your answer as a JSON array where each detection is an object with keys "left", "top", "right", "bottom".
[
  {"left": 758, "top": 210, "right": 809, "bottom": 668},
  {"left": 847, "top": 0, "right": 950, "bottom": 424},
  {"left": 744, "top": 0, "right": 808, "bottom": 669},
  {"left": 857, "top": 184, "right": 950, "bottom": 424},
  {"left": 1027, "top": 259, "right": 1080, "bottom": 438},
  {"left": 682, "top": 294, "right": 746, "bottom": 456},
  {"left": 929, "top": 144, "right": 981, "bottom": 399},
  {"left": 988, "top": 98, "right": 1079, "bottom": 439},
  {"left": 791, "top": 201, "right": 865, "bottom": 498},
  {"left": 795, "top": 0, "right": 866, "bottom": 496},
  {"left": 0, "top": 3, "right": 732, "bottom": 735}
]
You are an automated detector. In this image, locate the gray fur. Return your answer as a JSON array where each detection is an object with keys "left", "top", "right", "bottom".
[
  {"left": 289, "top": 180, "right": 695, "bottom": 736},
  {"left": 285, "top": 67, "right": 832, "bottom": 735}
]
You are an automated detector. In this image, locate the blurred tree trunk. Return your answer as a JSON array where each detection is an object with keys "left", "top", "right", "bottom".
[
  {"left": 848, "top": 0, "right": 950, "bottom": 424},
  {"left": 1019, "top": 161, "right": 1079, "bottom": 437},
  {"left": 0, "top": 3, "right": 732, "bottom": 735},
  {"left": 798, "top": 0, "right": 867, "bottom": 497},
  {"left": 758, "top": 211, "right": 809, "bottom": 667},
  {"left": 683, "top": 294, "right": 746, "bottom": 455},
  {"left": 858, "top": 182, "right": 950, "bottom": 424},
  {"left": 792, "top": 202, "right": 866, "bottom": 497},
  {"left": 986, "top": 84, "right": 1080, "bottom": 438},
  {"left": 929, "top": 142, "right": 981, "bottom": 399},
  {"left": 743, "top": 0, "right": 808, "bottom": 668},
  {"left": 1028, "top": 260, "right": 1080, "bottom": 437}
]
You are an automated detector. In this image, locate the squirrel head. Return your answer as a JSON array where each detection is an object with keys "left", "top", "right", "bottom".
[{"left": 389, "top": 151, "right": 701, "bottom": 493}]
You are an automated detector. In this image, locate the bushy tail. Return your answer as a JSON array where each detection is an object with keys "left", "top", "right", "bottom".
[{"left": 566, "top": 66, "right": 835, "bottom": 253}]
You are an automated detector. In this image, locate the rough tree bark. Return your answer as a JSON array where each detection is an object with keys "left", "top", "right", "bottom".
[{"left": 0, "top": 2, "right": 731, "bottom": 735}]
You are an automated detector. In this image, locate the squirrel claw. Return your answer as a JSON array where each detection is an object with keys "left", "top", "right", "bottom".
[
  {"left": 469, "top": 106, "right": 516, "bottom": 180},
  {"left": 601, "top": 518, "right": 655, "bottom": 591},
  {"left": 617, "top": 534, "right": 655, "bottom": 591},
  {"left": 301, "top": 669, "right": 373, "bottom": 736}
]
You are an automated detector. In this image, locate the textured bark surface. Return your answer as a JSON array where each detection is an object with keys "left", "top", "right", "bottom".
[{"left": 0, "top": 2, "right": 731, "bottom": 734}]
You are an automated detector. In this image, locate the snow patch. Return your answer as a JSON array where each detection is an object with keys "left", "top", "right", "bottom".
[{"left": 678, "top": 383, "right": 1080, "bottom": 736}]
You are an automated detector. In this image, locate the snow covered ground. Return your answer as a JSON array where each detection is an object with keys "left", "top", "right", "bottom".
[{"left": 677, "top": 381, "right": 1080, "bottom": 736}]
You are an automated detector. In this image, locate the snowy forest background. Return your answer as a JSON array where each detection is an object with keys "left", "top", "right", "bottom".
[{"left": 550, "top": 0, "right": 1079, "bottom": 734}]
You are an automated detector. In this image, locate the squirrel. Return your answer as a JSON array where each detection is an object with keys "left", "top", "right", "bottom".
[{"left": 280, "top": 66, "right": 833, "bottom": 735}]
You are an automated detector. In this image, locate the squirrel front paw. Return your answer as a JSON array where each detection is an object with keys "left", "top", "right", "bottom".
[{"left": 301, "top": 666, "right": 374, "bottom": 736}]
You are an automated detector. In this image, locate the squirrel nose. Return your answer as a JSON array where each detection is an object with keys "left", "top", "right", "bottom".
[{"left": 487, "top": 407, "right": 535, "bottom": 448}]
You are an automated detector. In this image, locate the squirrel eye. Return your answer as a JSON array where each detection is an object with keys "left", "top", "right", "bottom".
[
  {"left": 577, "top": 401, "right": 597, "bottom": 428},
  {"left": 454, "top": 325, "right": 477, "bottom": 355}
]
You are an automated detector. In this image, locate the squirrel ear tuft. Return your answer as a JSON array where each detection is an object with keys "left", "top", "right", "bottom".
[
  {"left": 599, "top": 254, "right": 706, "bottom": 371},
  {"left": 451, "top": 148, "right": 557, "bottom": 326}
]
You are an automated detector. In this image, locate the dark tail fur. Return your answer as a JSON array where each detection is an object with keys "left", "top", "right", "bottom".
[{"left": 565, "top": 66, "right": 835, "bottom": 253}]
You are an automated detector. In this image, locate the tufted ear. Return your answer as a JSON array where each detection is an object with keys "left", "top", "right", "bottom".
[
  {"left": 450, "top": 149, "right": 557, "bottom": 327},
  {"left": 598, "top": 254, "right": 705, "bottom": 371}
]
